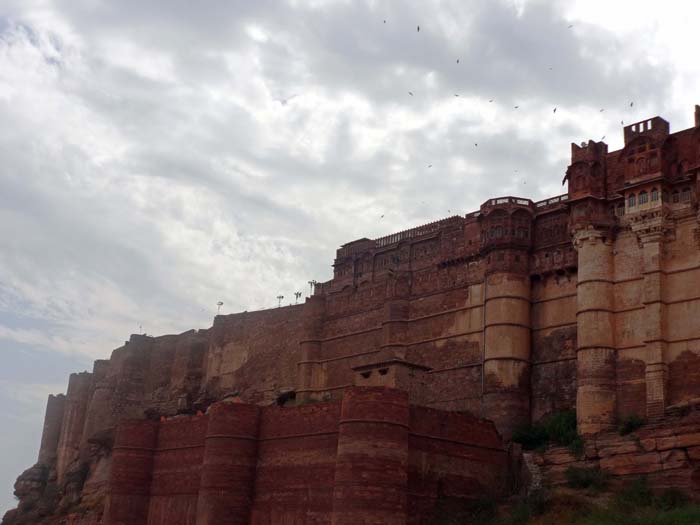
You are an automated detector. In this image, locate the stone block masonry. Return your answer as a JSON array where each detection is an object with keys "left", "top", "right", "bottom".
[
  {"left": 5, "top": 107, "right": 700, "bottom": 523},
  {"left": 102, "top": 387, "right": 508, "bottom": 525}
]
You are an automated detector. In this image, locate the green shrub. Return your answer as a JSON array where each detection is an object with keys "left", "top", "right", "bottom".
[
  {"left": 565, "top": 466, "right": 608, "bottom": 491},
  {"left": 614, "top": 477, "right": 654, "bottom": 510},
  {"left": 568, "top": 434, "right": 585, "bottom": 458},
  {"left": 619, "top": 414, "right": 646, "bottom": 436},
  {"left": 512, "top": 422, "right": 549, "bottom": 450},
  {"left": 655, "top": 487, "right": 689, "bottom": 511},
  {"left": 430, "top": 496, "right": 497, "bottom": 525},
  {"left": 545, "top": 409, "right": 578, "bottom": 446},
  {"left": 512, "top": 409, "right": 582, "bottom": 454}
]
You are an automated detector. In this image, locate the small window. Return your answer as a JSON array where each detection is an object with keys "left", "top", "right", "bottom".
[
  {"left": 616, "top": 204, "right": 625, "bottom": 216},
  {"left": 360, "top": 371, "right": 371, "bottom": 379},
  {"left": 681, "top": 187, "right": 691, "bottom": 202},
  {"left": 651, "top": 188, "right": 659, "bottom": 201},
  {"left": 495, "top": 226, "right": 503, "bottom": 238},
  {"left": 639, "top": 191, "right": 648, "bottom": 204},
  {"left": 672, "top": 191, "right": 680, "bottom": 203},
  {"left": 628, "top": 193, "right": 636, "bottom": 207},
  {"left": 378, "top": 368, "right": 389, "bottom": 376}
]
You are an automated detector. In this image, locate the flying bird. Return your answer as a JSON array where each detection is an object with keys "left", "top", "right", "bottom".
[
  {"left": 474, "top": 143, "right": 478, "bottom": 147},
  {"left": 548, "top": 67, "right": 553, "bottom": 70},
  {"left": 380, "top": 214, "right": 385, "bottom": 218},
  {"left": 454, "top": 94, "right": 460, "bottom": 97},
  {"left": 456, "top": 59, "right": 460, "bottom": 63},
  {"left": 489, "top": 99, "right": 494, "bottom": 103},
  {"left": 601, "top": 135, "right": 606, "bottom": 141},
  {"left": 383, "top": 20, "right": 386, "bottom": 23},
  {"left": 600, "top": 108, "right": 605, "bottom": 112},
  {"left": 417, "top": 25, "right": 420, "bottom": 32},
  {"left": 276, "top": 94, "right": 298, "bottom": 106},
  {"left": 568, "top": 24, "right": 573, "bottom": 29},
  {"left": 514, "top": 105, "right": 520, "bottom": 109},
  {"left": 428, "top": 164, "right": 433, "bottom": 168},
  {"left": 553, "top": 107, "right": 557, "bottom": 113},
  {"left": 408, "top": 91, "right": 414, "bottom": 96},
  {"left": 630, "top": 101, "right": 634, "bottom": 107},
  {"left": 621, "top": 120, "right": 625, "bottom": 125}
]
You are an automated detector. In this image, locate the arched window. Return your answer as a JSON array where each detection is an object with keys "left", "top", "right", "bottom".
[
  {"left": 681, "top": 187, "right": 691, "bottom": 202},
  {"left": 672, "top": 191, "right": 680, "bottom": 203},
  {"left": 639, "top": 191, "right": 648, "bottom": 204},
  {"left": 495, "top": 226, "right": 503, "bottom": 238},
  {"left": 616, "top": 204, "right": 625, "bottom": 216},
  {"left": 651, "top": 188, "right": 659, "bottom": 201},
  {"left": 628, "top": 193, "right": 636, "bottom": 208}
]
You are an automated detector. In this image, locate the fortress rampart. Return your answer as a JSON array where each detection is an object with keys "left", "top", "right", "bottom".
[{"left": 5, "top": 107, "right": 700, "bottom": 524}]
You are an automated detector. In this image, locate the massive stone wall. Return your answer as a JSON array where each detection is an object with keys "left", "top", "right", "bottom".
[
  {"left": 5, "top": 107, "right": 700, "bottom": 524},
  {"left": 102, "top": 387, "right": 508, "bottom": 525}
]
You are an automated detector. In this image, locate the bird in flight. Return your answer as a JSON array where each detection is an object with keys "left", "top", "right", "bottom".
[
  {"left": 380, "top": 214, "right": 385, "bottom": 218},
  {"left": 474, "top": 143, "right": 478, "bottom": 147},
  {"left": 600, "top": 109, "right": 605, "bottom": 112},
  {"left": 568, "top": 24, "right": 573, "bottom": 29},
  {"left": 630, "top": 101, "right": 634, "bottom": 107},
  {"left": 383, "top": 20, "right": 386, "bottom": 23},
  {"left": 601, "top": 135, "right": 606, "bottom": 141},
  {"left": 427, "top": 164, "right": 433, "bottom": 168},
  {"left": 454, "top": 94, "right": 460, "bottom": 97},
  {"left": 553, "top": 107, "right": 557, "bottom": 113},
  {"left": 489, "top": 99, "right": 494, "bottom": 103},
  {"left": 514, "top": 105, "right": 520, "bottom": 109},
  {"left": 621, "top": 120, "right": 624, "bottom": 125},
  {"left": 408, "top": 91, "right": 414, "bottom": 96},
  {"left": 276, "top": 94, "right": 298, "bottom": 106},
  {"left": 417, "top": 25, "right": 420, "bottom": 32},
  {"left": 456, "top": 59, "right": 460, "bottom": 63}
]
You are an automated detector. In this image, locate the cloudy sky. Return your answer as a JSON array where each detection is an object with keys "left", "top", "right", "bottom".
[{"left": 1, "top": 0, "right": 699, "bottom": 515}]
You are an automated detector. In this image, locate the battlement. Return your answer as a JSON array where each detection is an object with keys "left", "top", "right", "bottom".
[
  {"left": 624, "top": 116, "right": 670, "bottom": 145},
  {"left": 571, "top": 139, "right": 608, "bottom": 163}
]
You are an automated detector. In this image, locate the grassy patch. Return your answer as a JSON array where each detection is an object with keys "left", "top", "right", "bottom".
[
  {"left": 513, "top": 409, "right": 583, "bottom": 453},
  {"left": 618, "top": 414, "right": 646, "bottom": 436},
  {"left": 564, "top": 466, "right": 607, "bottom": 492}
]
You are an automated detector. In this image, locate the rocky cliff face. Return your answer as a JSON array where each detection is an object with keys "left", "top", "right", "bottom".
[{"left": 3, "top": 306, "right": 305, "bottom": 525}]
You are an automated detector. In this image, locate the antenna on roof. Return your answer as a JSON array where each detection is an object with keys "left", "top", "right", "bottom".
[
  {"left": 216, "top": 301, "right": 224, "bottom": 315},
  {"left": 294, "top": 291, "right": 302, "bottom": 304},
  {"left": 277, "top": 295, "right": 284, "bottom": 308}
]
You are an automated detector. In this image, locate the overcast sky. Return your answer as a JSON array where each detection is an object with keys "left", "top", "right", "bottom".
[{"left": 1, "top": 0, "right": 699, "bottom": 515}]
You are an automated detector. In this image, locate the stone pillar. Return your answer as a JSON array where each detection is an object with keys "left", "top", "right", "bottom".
[
  {"left": 37, "top": 394, "right": 66, "bottom": 466},
  {"left": 104, "top": 419, "right": 159, "bottom": 525},
  {"left": 331, "top": 387, "right": 409, "bottom": 525},
  {"left": 574, "top": 229, "right": 616, "bottom": 434},
  {"left": 639, "top": 234, "right": 668, "bottom": 419},
  {"left": 196, "top": 402, "right": 260, "bottom": 525},
  {"left": 56, "top": 372, "right": 93, "bottom": 484},
  {"left": 482, "top": 271, "right": 531, "bottom": 439},
  {"left": 296, "top": 295, "right": 326, "bottom": 403}
]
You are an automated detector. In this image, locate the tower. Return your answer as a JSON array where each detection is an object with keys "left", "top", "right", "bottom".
[{"left": 479, "top": 198, "right": 533, "bottom": 438}]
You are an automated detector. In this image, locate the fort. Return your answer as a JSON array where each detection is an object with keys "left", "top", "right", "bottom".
[{"left": 5, "top": 106, "right": 700, "bottom": 524}]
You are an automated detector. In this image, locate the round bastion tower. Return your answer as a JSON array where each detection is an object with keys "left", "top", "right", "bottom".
[
  {"left": 565, "top": 139, "right": 617, "bottom": 435},
  {"left": 479, "top": 200, "right": 534, "bottom": 439}
]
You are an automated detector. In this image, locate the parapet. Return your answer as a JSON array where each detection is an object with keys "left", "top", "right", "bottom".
[{"left": 623, "top": 116, "right": 669, "bottom": 146}]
